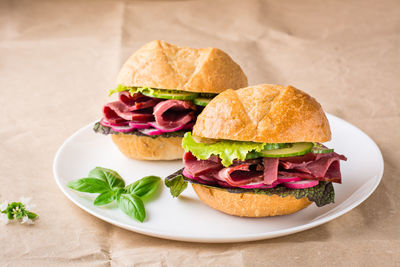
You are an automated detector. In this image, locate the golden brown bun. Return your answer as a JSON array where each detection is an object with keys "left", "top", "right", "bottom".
[
  {"left": 193, "top": 84, "right": 331, "bottom": 143},
  {"left": 111, "top": 134, "right": 183, "bottom": 160},
  {"left": 192, "top": 184, "right": 312, "bottom": 217},
  {"left": 116, "top": 40, "right": 248, "bottom": 93}
]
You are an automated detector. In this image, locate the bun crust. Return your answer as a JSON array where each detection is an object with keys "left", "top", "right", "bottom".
[
  {"left": 193, "top": 84, "right": 331, "bottom": 143},
  {"left": 116, "top": 40, "right": 248, "bottom": 93},
  {"left": 192, "top": 184, "right": 312, "bottom": 217},
  {"left": 111, "top": 134, "right": 183, "bottom": 160}
]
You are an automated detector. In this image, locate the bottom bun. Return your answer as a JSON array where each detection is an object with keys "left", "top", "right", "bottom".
[
  {"left": 192, "top": 184, "right": 312, "bottom": 217},
  {"left": 111, "top": 134, "right": 184, "bottom": 160}
]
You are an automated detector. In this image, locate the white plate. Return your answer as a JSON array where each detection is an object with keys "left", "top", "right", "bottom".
[{"left": 53, "top": 114, "right": 383, "bottom": 243}]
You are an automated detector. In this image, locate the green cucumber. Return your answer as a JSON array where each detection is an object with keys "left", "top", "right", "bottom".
[
  {"left": 199, "top": 93, "right": 218, "bottom": 98},
  {"left": 193, "top": 97, "right": 212, "bottom": 106},
  {"left": 259, "top": 142, "right": 313, "bottom": 158},
  {"left": 245, "top": 143, "right": 293, "bottom": 159},
  {"left": 245, "top": 151, "right": 262, "bottom": 160},
  {"left": 263, "top": 143, "right": 289, "bottom": 150},
  {"left": 312, "top": 144, "right": 334, "bottom": 154},
  {"left": 137, "top": 87, "right": 199, "bottom": 100}
]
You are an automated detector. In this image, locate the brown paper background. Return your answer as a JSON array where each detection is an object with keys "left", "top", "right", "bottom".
[{"left": 1, "top": 0, "right": 399, "bottom": 266}]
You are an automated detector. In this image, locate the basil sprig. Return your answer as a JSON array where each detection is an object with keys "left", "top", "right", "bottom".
[
  {"left": 67, "top": 167, "right": 161, "bottom": 222},
  {"left": 164, "top": 169, "right": 188, "bottom": 198}
]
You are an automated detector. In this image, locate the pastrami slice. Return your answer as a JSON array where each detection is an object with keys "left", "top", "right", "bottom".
[
  {"left": 153, "top": 100, "right": 196, "bottom": 129},
  {"left": 263, "top": 158, "right": 279, "bottom": 185},
  {"left": 183, "top": 152, "right": 223, "bottom": 177}
]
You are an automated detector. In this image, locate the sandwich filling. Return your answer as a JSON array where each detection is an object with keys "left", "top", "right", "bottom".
[
  {"left": 165, "top": 133, "right": 347, "bottom": 207},
  {"left": 93, "top": 85, "right": 216, "bottom": 137}
]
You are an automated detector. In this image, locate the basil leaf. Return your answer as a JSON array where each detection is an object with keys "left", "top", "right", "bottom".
[
  {"left": 26, "top": 211, "right": 38, "bottom": 220},
  {"left": 113, "top": 188, "right": 125, "bottom": 198},
  {"left": 164, "top": 169, "right": 188, "bottom": 197},
  {"left": 125, "top": 176, "right": 161, "bottom": 199},
  {"left": 7, "top": 211, "right": 13, "bottom": 220},
  {"left": 93, "top": 191, "right": 116, "bottom": 206},
  {"left": 117, "top": 194, "right": 146, "bottom": 222},
  {"left": 88, "top": 167, "right": 125, "bottom": 189},
  {"left": 67, "top": 178, "right": 109, "bottom": 193}
]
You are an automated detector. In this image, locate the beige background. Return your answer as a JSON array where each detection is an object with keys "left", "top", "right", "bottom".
[{"left": 1, "top": 0, "right": 399, "bottom": 266}]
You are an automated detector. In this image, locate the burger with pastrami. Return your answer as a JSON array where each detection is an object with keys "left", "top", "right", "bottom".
[
  {"left": 94, "top": 40, "right": 248, "bottom": 160},
  {"left": 165, "top": 84, "right": 347, "bottom": 217}
]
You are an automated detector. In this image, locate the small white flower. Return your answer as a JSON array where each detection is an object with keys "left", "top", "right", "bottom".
[
  {"left": 21, "top": 216, "right": 33, "bottom": 225},
  {"left": 19, "top": 197, "right": 35, "bottom": 210},
  {"left": 0, "top": 200, "right": 8, "bottom": 211},
  {"left": 0, "top": 213, "right": 9, "bottom": 225}
]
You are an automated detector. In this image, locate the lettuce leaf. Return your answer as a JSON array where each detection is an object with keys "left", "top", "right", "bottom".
[
  {"left": 165, "top": 168, "right": 335, "bottom": 207},
  {"left": 108, "top": 84, "right": 133, "bottom": 96},
  {"left": 182, "top": 132, "right": 267, "bottom": 167},
  {"left": 108, "top": 85, "right": 194, "bottom": 98}
]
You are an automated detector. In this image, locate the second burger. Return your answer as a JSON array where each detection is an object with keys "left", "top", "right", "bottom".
[{"left": 94, "top": 40, "right": 248, "bottom": 160}]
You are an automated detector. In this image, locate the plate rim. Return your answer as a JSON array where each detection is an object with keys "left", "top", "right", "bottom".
[{"left": 53, "top": 113, "right": 384, "bottom": 243}]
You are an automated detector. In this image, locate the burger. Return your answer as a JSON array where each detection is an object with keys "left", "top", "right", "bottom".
[
  {"left": 93, "top": 40, "right": 248, "bottom": 160},
  {"left": 165, "top": 84, "right": 347, "bottom": 217}
]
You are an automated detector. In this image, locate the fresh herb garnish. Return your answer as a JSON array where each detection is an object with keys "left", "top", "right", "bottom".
[
  {"left": 164, "top": 169, "right": 188, "bottom": 198},
  {"left": 67, "top": 167, "right": 161, "bottom": 222},
  {"left": 125, "top": 176, "right": 162, "bottom": 199},
  {"left": 0, "top": 197, "right": 38, "bottom": 225}
]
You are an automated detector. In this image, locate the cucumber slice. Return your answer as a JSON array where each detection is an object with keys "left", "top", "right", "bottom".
[
  {"left": 245, "top": 151, "right": 261, "bottom": 160},
  {"left": 263, "top": 143, "right": 289, "bottom": 150},
  {"left": 199, "top": 93, "right": 218, "bottom": 98},
  {"left": 312, "top": 147, "right": 334, "bottom": 154},
  {"left": 193, "top": 97, "right": 212, "bottom": 106},
  {"left": 312, "top": 144, "right": 334, "bottom": 154},
  {"left": 259, "top": 142, "right": 313, "bottom": 158},
  {"left": 137, "top": 87, "right": 199, "bottom": 100}
]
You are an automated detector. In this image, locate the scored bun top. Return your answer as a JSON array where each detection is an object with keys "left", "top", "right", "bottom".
[
  {"left": 193, "top": 84, "right": 331, "bottom": 143},
  {"left": 116, "top": 40, "right": 248, "bottom": 93}
]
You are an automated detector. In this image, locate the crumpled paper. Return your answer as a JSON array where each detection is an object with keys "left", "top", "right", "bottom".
[{"left": 0, "top": 0, "right": 399, "bottom": 266}]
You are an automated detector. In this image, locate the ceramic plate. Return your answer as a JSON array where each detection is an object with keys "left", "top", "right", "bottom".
[{"left": 53, "top": 114, "right": 383, "bottom": 243}]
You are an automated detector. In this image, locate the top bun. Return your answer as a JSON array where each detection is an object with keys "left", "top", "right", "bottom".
[
  {"left": 116, "top": 40, "right": 248, "bottom": 93},
  {"left": 193, "top": 84, "right": 331, "bottom": 143}
]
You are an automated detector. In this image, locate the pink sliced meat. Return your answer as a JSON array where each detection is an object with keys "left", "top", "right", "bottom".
[
  {"left": 278, "top": 171, "right": 314, "bottom": 180},
  {"left": 180, "top": 147, "right": 346, "bottom": 188},
  {"left": 103, "top": 103, "right": 154, "bottom": 122},
  {"left": 153, "top": 100, "right": 196, "bottom": 129},
  {"left": 102, "top": 105, "right": 127, "bottom": 124},
  {"left": 183, "top": 152, "right": 222, "bottom": 177},
  {"left": 119, "top": 91, "right": 160, "bottom": 110},
  {"left": 263, "top": 158, "right": 279, "bottom": 185},
  {"left": 279, "top": 152, "right": 346, "bottom": 183},
  {"left": 216, "top": 164, "right": 263, "bottom": 186},
  {"left": 102, "top": 92, "right": 160, "bottom": 125},
  {"left": 306, "top": 155, "right": 341, "bottom": 178},
  {"left": 279, "top": 152, "right": 322, "bottom": 166}
]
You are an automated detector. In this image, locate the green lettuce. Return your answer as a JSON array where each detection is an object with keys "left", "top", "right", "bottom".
[
  {"left": 182, "top": 132, "right": 267, "bottom": 167},
  {"left": 108, "top": 85, "right": 194, "bottom": 98},
  {"left": 108, "top": 84, "right": 134, "bottom": 96},
  {"left": 165, "top": 168, "right": 335, "bottom": 207}
]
